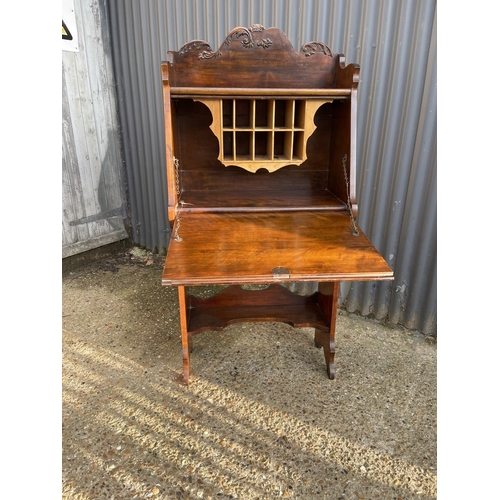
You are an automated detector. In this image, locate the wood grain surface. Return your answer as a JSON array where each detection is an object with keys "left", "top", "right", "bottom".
[{"left": 163, "top": 211, "right": 393, "bottom": 285}]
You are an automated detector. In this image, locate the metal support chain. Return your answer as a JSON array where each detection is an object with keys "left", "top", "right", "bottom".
[
  {"left": 173, "top": 204, "right": 183, "bottom": 242},
  {"left": 342, "top": 154, "right": 359, "bottom": 236},
  {"left": 174, "top": 156, "right": 181, "bottom": 195},
  {"left": 172, "top": 157, "right": 193, "bottom": 242},
  {"left": 173, "top": 156, "right": 183, "bottom": 241}
]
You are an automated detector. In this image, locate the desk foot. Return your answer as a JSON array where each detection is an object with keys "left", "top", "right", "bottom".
[
  {"left": 315, "top": 282, "right": 339, "bottom": 379},
  {"left": 315, "top": 328, "right": 335, "bottom": 379},
  {"left": 175, "top": 373, "right": 190, "bottom": 386}
]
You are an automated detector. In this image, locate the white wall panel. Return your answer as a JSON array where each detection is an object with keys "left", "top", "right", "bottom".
[{"left": 62, "top": 0, "right": 128, "bottom": 257}]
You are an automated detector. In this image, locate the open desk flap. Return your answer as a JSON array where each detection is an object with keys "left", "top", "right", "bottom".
[{"left": 162, "top": 211, "right": 393, "bottom": 286}]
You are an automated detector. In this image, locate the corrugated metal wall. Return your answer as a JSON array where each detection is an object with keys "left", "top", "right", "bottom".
[{"left": 107, "top": 0, "right": 437, "bottom": 335}]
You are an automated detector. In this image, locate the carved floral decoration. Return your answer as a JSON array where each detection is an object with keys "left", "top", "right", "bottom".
[
  {"left": 300, "top": 41, "right": 333, "bottom": 57},
  {"left": 179, "top": 25, "right": 273, "bottom": 59},
  {"left": 178, "top": 26, "right": 333, "bottom": 60}
]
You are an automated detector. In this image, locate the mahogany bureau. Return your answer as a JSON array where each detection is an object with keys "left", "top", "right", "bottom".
[{"left": 160, "top": 26, "right": 393, "bottom": 385}]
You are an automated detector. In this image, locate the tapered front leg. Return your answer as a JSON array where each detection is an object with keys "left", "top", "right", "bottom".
[
  {"left": 177, "top": 285, "right": 191, "bottom": 385},
  {"left": 314, "top": 282, "right": 339, "bottom": 379}
]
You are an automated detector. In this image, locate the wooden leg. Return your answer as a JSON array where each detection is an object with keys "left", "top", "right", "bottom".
[
  {"left": 177, "top": 285, "right": 191, "bottom": 385},
  {"left": 314, "top": 282, "right": 339, "bottom": 379}
]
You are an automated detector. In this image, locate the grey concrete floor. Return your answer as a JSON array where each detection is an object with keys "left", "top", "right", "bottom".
[{"left": 62, "top": 246, "right": 436, "bottom": 499}]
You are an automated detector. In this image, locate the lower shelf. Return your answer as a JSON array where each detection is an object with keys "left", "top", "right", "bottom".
[{"left": 186, "top": 284, "right": 329, "bottom": 335}]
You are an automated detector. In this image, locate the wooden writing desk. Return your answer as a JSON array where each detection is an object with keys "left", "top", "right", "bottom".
[{"left": 161, "top": 26, "right": 393, "bottom": 384}]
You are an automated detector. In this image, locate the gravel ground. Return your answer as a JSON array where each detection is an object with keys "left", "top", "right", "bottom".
[{"left": 62, "top": 246, "right": 437, "bottom": 499}]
